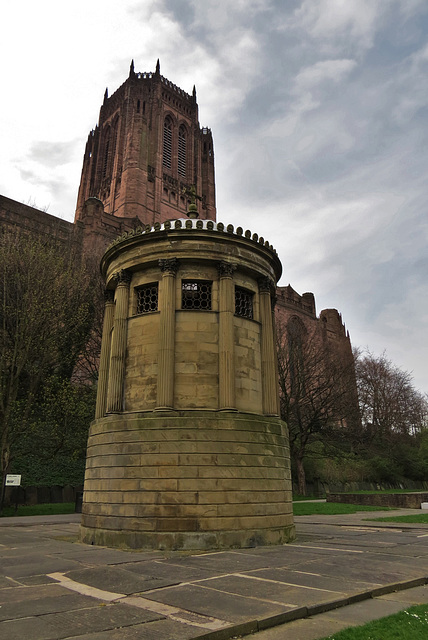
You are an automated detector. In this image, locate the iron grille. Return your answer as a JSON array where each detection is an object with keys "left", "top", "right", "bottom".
[
  {"left": 136, "top": 283, "right": 158, "bottom": 314},
  {"left": 235, "top": 286, "right": 253, "bottom": 319},
  {"left": 182, "top": 281, "right": 212, "bottom": 310}
]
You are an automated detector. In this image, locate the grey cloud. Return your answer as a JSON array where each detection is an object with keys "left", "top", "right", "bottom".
[{"left": 28, "top": 140, "right": 78, "bottom": 168}]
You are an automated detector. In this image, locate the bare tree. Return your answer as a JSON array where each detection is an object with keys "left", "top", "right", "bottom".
[
  {"left": 355, "top": 350, "right": 428, "bottom": 443},
  {"left": 277, "top": 317, "right": 359, "bottom": 495}
]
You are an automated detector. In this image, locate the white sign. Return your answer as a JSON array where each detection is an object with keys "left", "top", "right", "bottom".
[{"left": 5, "top": 474, "right": 21, "bottom": 486}]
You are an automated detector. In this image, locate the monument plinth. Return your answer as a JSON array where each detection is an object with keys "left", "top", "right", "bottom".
[{"left": 80, "top": 219, "right": 295, "bottom": 550}]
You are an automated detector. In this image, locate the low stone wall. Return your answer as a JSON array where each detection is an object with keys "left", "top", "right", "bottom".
[{"left": 327, "top": 492, "right": 428, "bottom": 509}]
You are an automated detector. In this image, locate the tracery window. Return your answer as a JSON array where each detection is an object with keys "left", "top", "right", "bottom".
[
  {"left": 163, "top": 117, "right": 172, "bottom": 170},
  {"left": 178, "top": 125, "right": 187, "bottom": 177}
]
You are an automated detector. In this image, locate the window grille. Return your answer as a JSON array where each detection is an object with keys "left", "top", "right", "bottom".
[
  {"left": 182, "top": 280, "right": 212, "bottom": 310},
  {"left": 136, "top": 283, "right": 158, "bottom": 314},
  {"left": 163, "top": 118, "right": 172, "bottom": 169},
  {"left": 178, "top": 125, "right": 186, "bottom": 177},
  {"left": 235, "top": 286, "right": 253, "bottom": 319}
]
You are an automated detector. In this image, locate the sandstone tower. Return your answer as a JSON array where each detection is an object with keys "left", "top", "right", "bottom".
[{"left": 75, "top": 60, "right": 216, "bottom": 226}]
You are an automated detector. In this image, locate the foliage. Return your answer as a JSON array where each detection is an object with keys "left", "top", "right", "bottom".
[
  {"left": 9, "top": 376, "right": 96, "bottom": 485},
  {"left": 293, "top": 502, "right": 392, "bottom": 516},
  {"left": 319, "top": 604, "right": 428, "bottom": 640},
  {"left": 0, "top": 230, "right": 98, "bottom": 491}
]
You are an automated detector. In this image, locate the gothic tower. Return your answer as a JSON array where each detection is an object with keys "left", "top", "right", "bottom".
[{"left": 75, "top": 60, "right": 216, "bottom": 226}]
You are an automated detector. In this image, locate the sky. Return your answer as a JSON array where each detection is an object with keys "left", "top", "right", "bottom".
[{"left": 1, "top": 0, "right": 428, "bottom": 392}]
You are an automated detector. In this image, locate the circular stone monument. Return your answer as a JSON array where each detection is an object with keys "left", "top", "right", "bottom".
[{"left": 80, "top": 219, "right": 295, "bottom": 550}]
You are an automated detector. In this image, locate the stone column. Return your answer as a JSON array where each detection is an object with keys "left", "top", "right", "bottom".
[
  {"left": 156, "top": 258, "right": 178, "bottom": 410},
  {"left": 106, "top": 270, "right": 131, "bottom": 413},
  {"left": 218, "top": 261, "right": 236, "bottom": 410},
  {"left": 95, "top": 289, "right": 115, "bottom": 419},
  {"left": 259, "top": 277, "right": 278, "bottom": 416}
]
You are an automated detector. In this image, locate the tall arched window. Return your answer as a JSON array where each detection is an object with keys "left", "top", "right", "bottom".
[
  {"left": 178, "top": 124, "right": 187, "bottom": 177},
  {"left": 102, "top": 126, "right": 112, "bottom": 179},
  {"left": 163, "top": 117, "right": 172, "bottom": 170}
]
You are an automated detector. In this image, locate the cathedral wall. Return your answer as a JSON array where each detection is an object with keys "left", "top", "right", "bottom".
[{"left": 0, "top": 195, "right": 76, "bottom": 247}]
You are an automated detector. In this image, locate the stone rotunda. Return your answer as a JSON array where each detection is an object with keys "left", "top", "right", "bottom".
[{"left": 80, "top": 218, "right": 295, "bottom": 550}]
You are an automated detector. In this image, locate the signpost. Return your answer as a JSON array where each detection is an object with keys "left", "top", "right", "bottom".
[
  {"left": 5, "top": 474, "right": 21, "bottom": 486},
  {"left": 3, "top": 474, "right": 21, "bottom": 514}
]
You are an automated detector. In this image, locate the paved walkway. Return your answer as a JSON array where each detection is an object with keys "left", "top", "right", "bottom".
[{"left": 1, "top": 510, "right": 428, "bottom": 639}]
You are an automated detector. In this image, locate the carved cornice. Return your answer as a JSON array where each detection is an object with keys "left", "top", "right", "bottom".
[{"left": 159, "top": 258, "right": 179, "bottom": 275}]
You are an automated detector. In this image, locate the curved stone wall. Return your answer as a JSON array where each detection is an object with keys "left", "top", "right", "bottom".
[
  {"left": 81, "top": 219, "right": 295, "bottom": 549},
  {"left": 81, "top": 412, "right": 294, "bottom": 550}
]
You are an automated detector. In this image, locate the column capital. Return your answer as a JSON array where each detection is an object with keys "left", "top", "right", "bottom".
[
  {"left": 104, "top": 289, "right": 115, "bottom": 304},
  {"left": 113, "top": 269, "right": 132, "bottom": 286},
  {"left": 159, "top": 258, "right": 179, "bottom": 275},
  {"left": 217, "top": 261, "right": 236, "bottom": 278},
  {"left": 258, "top": 276, "right": 274, "bottom": 294}
]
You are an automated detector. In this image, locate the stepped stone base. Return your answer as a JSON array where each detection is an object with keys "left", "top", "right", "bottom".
[{"left": 80, "top": 411, "right": 295, "bottom": 550}]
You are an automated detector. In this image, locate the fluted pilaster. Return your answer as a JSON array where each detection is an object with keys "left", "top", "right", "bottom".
[
  {"left": 106, "top": 270, "right": 131, "bottom": 413},
  {"left": 218, "top": 261, "right": 236, "bottom": 410},
  {"left": 95, "top": 289, "right": 116, "bottom": 419},
  {"left": 156, "top": 258, "right": 178, "bottom": 409}
]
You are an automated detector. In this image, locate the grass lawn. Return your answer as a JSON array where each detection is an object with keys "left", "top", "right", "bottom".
[
  {"left": 1, "top": 503, "right": 75, "bottom": 517},
  {"left": 293, "top": 502, "right": 392, "bottom": 516},
  {"left": 319, "top": 603, "right": 428, "bottom": 639},
  {"left": 366, "top": 513, "right": 428, "bottom": 524}
]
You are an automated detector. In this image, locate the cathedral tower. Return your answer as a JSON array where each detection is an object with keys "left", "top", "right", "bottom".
[{"left": 75, "top": 60, "right": 216, "bottom": 226}]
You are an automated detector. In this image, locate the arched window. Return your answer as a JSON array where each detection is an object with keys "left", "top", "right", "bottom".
[
  {"left": 178, "top": 124, "right": 187, "bottom": 177},
  {"left": 102, "top": 127, "right": 111, "bottom": 179},
  {"left": 163, "top": 117, "right": 172, "bottom": 170}
]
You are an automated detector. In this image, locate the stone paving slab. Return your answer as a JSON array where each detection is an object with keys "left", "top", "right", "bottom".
[
  {"left": 2, "top": 602, "right": 163, "bottom": 640},
  {"left": 70, "top": 618, "right": 198, "bottom": 640},
  {"left": 0, "top": 583, "right": 74, "bottom": 604},
  {"left": 0, "top": 592, "right": 101, "bottom": 622},
  {"left": 1, "top": 511, "right": 428, "bottom": 639},
  {"left": 121, "top": 559, "right": 219, "bottom": 583},
  {"left": 65, "top": 565, "right": 180, "bottom": 594},
  {"left": 187, "top": 573, "right": 344, "bottom": 608},
  {"left": 142, "top": 582, "right": 291, "bottom": 623},
  {"left": 245, "top": 566, "right": 379, "bottom": 594}
]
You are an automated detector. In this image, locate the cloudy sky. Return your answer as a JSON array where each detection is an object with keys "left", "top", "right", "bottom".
[{"left": 1, "top": 0, "right": 428, "bottom": 392}]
